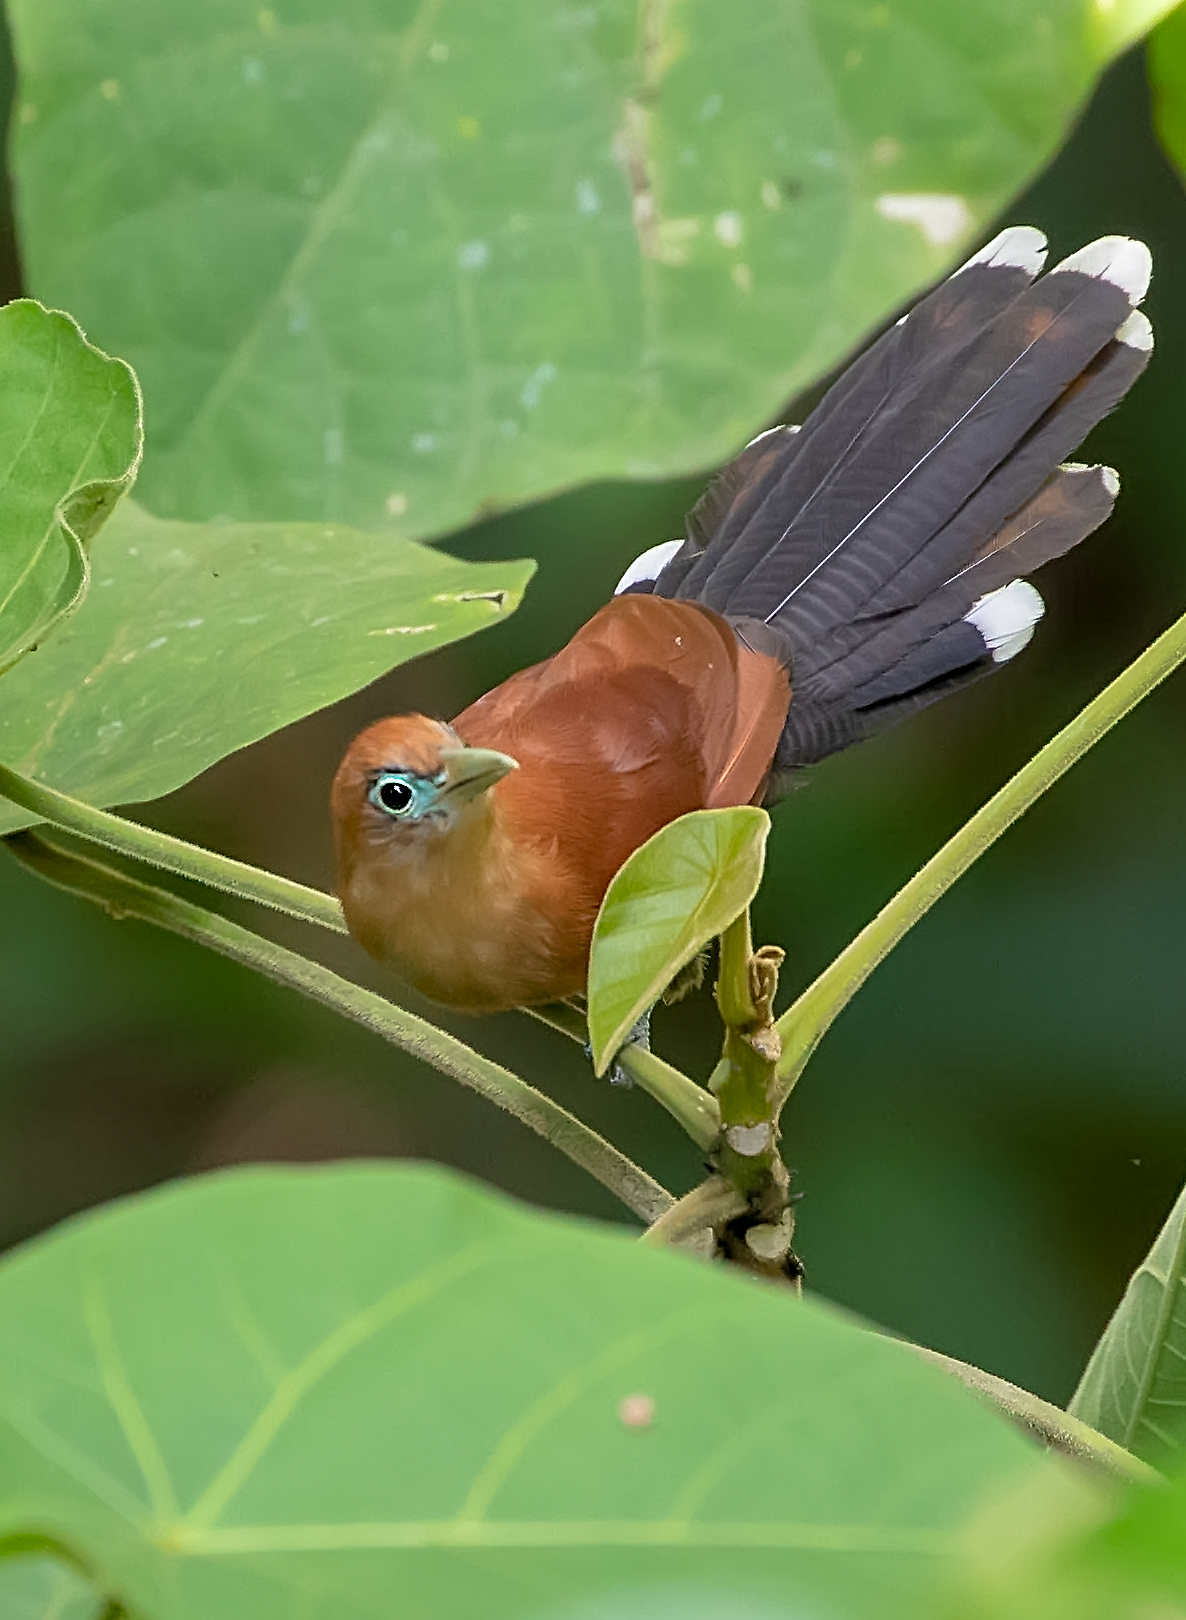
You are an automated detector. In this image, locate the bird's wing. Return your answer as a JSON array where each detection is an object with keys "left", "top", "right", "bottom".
[{"left": 455, "top": 595, "right": 788, "bottom": 809}]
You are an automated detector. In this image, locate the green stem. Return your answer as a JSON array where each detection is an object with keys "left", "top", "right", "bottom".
[
  {"left": 0, "top": 765, "right": 721, "bottom": 1150},
  {"left": 774, "top": 606, "right": 1186, "bottom": 1105},
  {"left": 905, "top": 1343, "right": 1159, "bottom": 1486},
  {"left": 640, "top": 1176, "right": 746, "bottom": 1249},
  {"left": 0, "top": 762, "right": 345, "bottom": 933},
  {"left": 716, "top": 909, "right": 757, "bottom": 1029},
  {"left": 5, "top": 831, "right": 673, "bottom": 1226},
  {"left": 615, "top": 1044, "right": 721, "bottom": 1149},
  {"left": 526, "top": 1002, "right": 720, "bottom": 1149}
]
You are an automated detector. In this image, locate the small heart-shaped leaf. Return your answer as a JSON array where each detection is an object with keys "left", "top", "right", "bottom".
[{"left": 588, "top": 806, "right": 769, "bottom": 1074}]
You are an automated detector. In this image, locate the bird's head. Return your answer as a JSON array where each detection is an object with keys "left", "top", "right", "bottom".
[{"left": 331, "top": 716, "right": 519, "bottom": 861}]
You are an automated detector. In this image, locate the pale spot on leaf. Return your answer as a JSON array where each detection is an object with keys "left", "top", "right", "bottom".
[
  {"left": 618, "top": 1394, "right": 655, "bottom": 1429},
  {"left": 875, "top": 192, "right": 971, "bottom": 246},
  {"left": 714, "top": 211, "right": 743, "bottom": 248}
]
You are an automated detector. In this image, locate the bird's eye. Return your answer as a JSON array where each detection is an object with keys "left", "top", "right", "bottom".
[{"left": 371, "top": 775, "right": 416, "bottom": 816}]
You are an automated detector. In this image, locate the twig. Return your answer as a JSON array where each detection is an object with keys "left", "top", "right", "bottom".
[
  {"left": 640, "top": 1175, "right": 746, "bottom": 1248},
  {"left": 526, "top": 1002, "right": 720, "bottom": 1149},
  {"left": 774, "top": 605, "right": 1186, "bottom": 1106},
  {"left": 5, "top": 831, "right": 673, "bottom": 1226},
  {"left": 0, "top": 762, "right": 345, "bottom": 932}
]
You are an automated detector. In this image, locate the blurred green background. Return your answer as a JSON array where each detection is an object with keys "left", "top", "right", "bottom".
[{"left": 3, "top": 38, "right": 1186, "bottom": 1409}]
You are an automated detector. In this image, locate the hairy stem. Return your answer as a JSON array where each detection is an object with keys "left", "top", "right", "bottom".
[
  {"left": 0, "top": 767, "right": 722, "bottom": 1149},
  {"left": 640, "top": 1176, "right": 746, "bottom": 1249},
  {"left": 774, "top": 606, "right": 1186, "bottom": 1106},
  {"left": 906, "top": 1343, "right": 1159, "bottom": 1486},
  {"left": 0, "top": 762, "right": 345, "bottom": 933},
  {"left": 6, "top": 831, "right": 673, "bottom": 1225}
]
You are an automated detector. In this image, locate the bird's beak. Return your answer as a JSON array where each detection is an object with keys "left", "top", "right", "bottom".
[{"left": 439, "top": 746, "right": 518, "bottom": 806}]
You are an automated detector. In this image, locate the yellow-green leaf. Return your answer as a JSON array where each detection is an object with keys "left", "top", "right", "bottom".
[{"left": 587, "top": 806, "right": 769, "bottom": 1074}]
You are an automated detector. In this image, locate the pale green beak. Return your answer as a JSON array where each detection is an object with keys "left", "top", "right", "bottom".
[{"left": 439, "top": 746, "right": 518, "bottom": 806}]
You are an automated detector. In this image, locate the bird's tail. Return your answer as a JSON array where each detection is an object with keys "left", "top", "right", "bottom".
[{"left": 616, "top": 227, "right": 1152, "bottom": 787}]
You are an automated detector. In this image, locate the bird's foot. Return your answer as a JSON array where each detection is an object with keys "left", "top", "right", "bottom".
[{"left": 587, "top": 1011, "right": 651, "bottom": 1087}]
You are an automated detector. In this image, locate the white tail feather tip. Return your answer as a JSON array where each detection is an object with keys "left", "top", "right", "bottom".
[
  {"left": 965, "top": 579, "right": 1045, "bottom": 665},
  {"left": 1052, "top": 236, "right": 1152, "bottom": 305},
  {"left": 1061, "top": 462, "right": 1120, "bottom": 497},
  {"left": 958, "top": 225, "right": 1047, "bottom": 278},
  {"left": 1116, "top": 309, "right": 1154, "bottom": 351},
  {"left": 745, "top": 423, "right": 800, "bottom": 450},
  {"left": 614, "top": 538, "right": 683, "bottom": 595}
]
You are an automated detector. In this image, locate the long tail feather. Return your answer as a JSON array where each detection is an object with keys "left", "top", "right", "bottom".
[{"left": 633, "top": 227, "right": 1151, "bottom": 776}]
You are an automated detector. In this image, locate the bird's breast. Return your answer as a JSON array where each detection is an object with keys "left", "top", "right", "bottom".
[{"left": 337, "top": 805, "right": 593, "bottom": 1013}]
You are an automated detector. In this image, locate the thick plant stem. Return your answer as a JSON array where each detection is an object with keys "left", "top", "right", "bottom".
[
  {"left": 709, "top": 909, "right": 798, "bottom": 1282},
  {"left": 0, "top": 763, "right": 346, "bottom": 933},
  {"left": 640, "top": 1176, "right": 746, "bottom": 1249},
  {"left": 526, "top": 1002, "right": 720, "bottom": 1148},
  {"left": 906, "top": 1344, "right": 1160, "bottom": 1486},
  {"left": 774, "top": 606, "right": 1186, "bottom": 1107},
  {"left": 5, "top": 832, "right": 673, "bottom": 1226}
]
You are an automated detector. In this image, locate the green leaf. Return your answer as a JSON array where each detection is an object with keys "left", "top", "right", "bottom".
[
  {"left": 0, "top": 300, "right": 140, "bottom": 676},
  {"left": 7, "top": 1, "right": 1174, "bottom": 534},
  {"left": 0, "top": 1557, "right": 104, "bottom": 1620},
  {"left": 0, "top": 1162, "right": 1054, "bottom": 1620},
  {"left": 0, "top": 499, "right": 533, "bottom": 833},
  {"left": 934, "top": 1445, "right": 1186, "bottom": 1620},
  {"left": 587, "top": 806, "right": 768, "bottom": 1074},
  {"left": 1150, "top": 4, "right": 1186, "bottom": 178},
  {"left": 1068, "top": 1180, "right": 1186, "bottom": 1467}
]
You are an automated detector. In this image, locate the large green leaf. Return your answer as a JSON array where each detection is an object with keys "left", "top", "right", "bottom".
[
  {"left": 0, "top": 1163, "right": 1056, "bottom": 1620},
  {"left": 0, "top": 1557, "right": 104, "bottom": 1620},
  {"left": 0, "top": 300, "right": 140, "bottom": 676},
  {"left": 7, "top": 0, "right": 1172, "bottom": 534},
  {"left": 932, "top": 1449, "right": 1186, "bottom": 1620},
  {"left": 0, "top": 499, "right": 533, "bottom": 834},
  {"left": 1068, "top": 1179, "right": 1186, "bottom": 1467},
  {"left": 587, "top": 806, "right": 769, "bottom": 1075}
]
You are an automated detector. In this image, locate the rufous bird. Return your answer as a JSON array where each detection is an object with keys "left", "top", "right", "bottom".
[{"left": 332, "top": 227, "right": 1152, "bottom": 1014}]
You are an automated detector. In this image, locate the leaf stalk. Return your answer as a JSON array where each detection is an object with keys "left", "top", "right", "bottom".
[
  {"left": 5, "top": 830, "right": 673, "bottom": 1226},
  {"left": 773, "top": 604, "right": 1186, "bottom": 1108},
  {"left": 0, "top": 762, "right": 345, "bottom": 933}
]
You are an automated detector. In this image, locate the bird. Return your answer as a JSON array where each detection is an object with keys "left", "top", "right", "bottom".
[{"left": 332, "top": 226, "right": 1152, "bottom": 1015}]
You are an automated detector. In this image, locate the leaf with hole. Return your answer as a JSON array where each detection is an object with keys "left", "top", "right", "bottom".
[
  {"left": 1068, "top": 1179, "right": 1186, "bottom": 1467},
  {"left": 587, "top": 806, "right": 769, "bottom": 1074},
  {"left": 7, "top": 0, "right": 1175, "bottom": 534},
  {"left": 0, "top": 300, "right": 140, "bottom": 677},
  {"left": 0, "top": 1162, "right": 1060, "bottom": 1620},
  {"left": 0, "top": 499, "right": 533, "bottom": 833}
]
